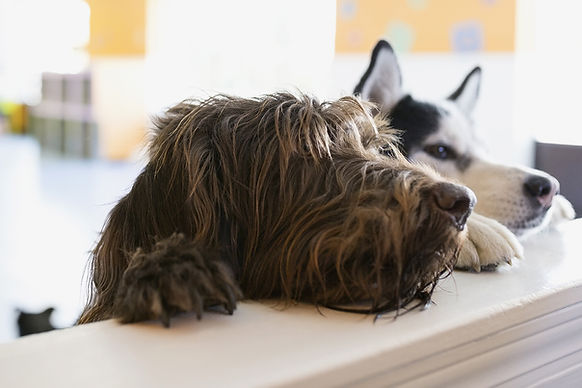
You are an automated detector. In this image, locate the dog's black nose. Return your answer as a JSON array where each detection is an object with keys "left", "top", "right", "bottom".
[
  {"left": 523, "top": 175, "right": 559, "bottom": 209},
  {"left": 432, "top": 182, "right": 476, "bottom": 230}
]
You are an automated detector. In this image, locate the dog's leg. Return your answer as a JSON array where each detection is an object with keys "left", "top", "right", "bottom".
[
  {"left": 456, "top": 213, "right": 524, "bottom": 272},
  {"left": 78, "top": 160, "right": 233, "bottom": 325},
  {"left": 114, "top": 233, "right": 242, "bottom": 327}
]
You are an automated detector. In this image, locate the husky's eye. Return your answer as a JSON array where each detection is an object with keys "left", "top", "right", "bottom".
[{"left": 424, "top": 144, "right": 457, "bottom": 160}]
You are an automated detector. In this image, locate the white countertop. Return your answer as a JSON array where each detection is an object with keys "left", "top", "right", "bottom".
[{"left": 1, "top": 219, "right": 581, "bottom": 388}]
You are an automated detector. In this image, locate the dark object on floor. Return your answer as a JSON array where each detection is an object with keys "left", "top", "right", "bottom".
[{"left": 17, "top": 307, "right": 56, "bottom": 336}]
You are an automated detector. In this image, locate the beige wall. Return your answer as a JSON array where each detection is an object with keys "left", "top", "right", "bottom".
[
  {"left": 88, "top": 0, "right": 147, "bottom": 160},
  {"left": 91, "top": 59, "right": 146, "bottom": 160}
]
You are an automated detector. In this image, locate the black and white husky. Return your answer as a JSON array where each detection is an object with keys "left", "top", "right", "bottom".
[{"left": 355, "top": 40, "right": 575, "bottom": 271}]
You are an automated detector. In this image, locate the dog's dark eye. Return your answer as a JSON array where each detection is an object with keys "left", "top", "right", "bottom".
[{"left": 424, "top": 144, "right": 456, "bottom": 160}]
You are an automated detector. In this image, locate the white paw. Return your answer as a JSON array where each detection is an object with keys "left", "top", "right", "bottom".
[
  {"left": 456, "top": 213, "right": 524, "bottom": 272},
  {"left": 549, "top": 194, "right": 576, "bottom": 225}
]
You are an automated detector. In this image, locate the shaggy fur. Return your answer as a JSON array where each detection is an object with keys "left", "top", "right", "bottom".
[{"left": 78, "top": 93, "right": 473, "bottom": 326}]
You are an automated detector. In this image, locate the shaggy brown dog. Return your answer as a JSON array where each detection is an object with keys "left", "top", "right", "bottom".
[{"left": 78, "top": 93, "right": 475, "bottom": 326}]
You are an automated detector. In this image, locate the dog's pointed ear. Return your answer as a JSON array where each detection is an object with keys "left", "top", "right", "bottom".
[
  {"left": 354, "top": 40, "right": 404, "bottom": 112},
  {"left": 448, "top": 66, "right": 481, "bottom": 115}
]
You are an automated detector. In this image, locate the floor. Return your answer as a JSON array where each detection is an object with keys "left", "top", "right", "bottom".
[{"left": 0, "top": 135, "right": 143, "bottom": 342}]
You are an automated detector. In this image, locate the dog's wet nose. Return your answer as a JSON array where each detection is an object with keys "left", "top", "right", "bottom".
[
  {"left": 432, "top": 182, "right": 476, "bottom": 230},
  {"left": 523, "top": 175, "right": 559, "bottom": 209}
]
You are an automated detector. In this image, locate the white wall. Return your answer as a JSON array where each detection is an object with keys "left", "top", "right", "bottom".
[
  {"left": 0, "top": 0, "right": 89, "bottom": 104},
  {"left": 514, "top": 0, "right": 582, "bottom": 147},
  {"left": 145, "top": 0, "right": 337, "bottom": 113}
]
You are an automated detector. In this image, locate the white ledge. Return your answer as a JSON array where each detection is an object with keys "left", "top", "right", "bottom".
[{"left": 1, "top": 219, "right": 581, "bottom": 387}]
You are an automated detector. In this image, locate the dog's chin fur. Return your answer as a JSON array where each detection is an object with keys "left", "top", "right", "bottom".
[
  {"left": 510, "top": 216, "right": 549, "bottom": 238},
  {"left": 78, "top": 93, "right": 467, "bottom": 326}
]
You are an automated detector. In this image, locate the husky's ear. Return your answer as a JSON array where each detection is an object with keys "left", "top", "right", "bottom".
[
  {"left": 448, "top": 66, "right": 481, "bottom": 115},
  {"left": 354, "top": 40, "right": 404, "bottom": 112}
]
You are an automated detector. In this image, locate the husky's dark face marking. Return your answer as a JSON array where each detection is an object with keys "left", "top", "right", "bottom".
[
  {"left": 355, "top": 40, "right": 572, "bottom": 237},
  {"left": 389, "top": 95, "right": 441, "bottom": 153}
]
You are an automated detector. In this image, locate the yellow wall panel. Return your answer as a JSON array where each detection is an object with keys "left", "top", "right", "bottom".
[
  {"left": 88, "top": 0, "right": 145, "bottom": 56},
  {"left": 336, "top": 0, "right": 515, "bottom": 53}
]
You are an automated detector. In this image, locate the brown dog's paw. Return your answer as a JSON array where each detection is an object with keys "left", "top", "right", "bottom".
[{"left": 114, "top": 234, "right": 242, "bottom": 327}]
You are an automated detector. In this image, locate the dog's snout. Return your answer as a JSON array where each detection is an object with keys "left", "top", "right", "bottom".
[
  {"left": 432, "top": 182, "right": 476, "bottom": 230},
  {"left": 523, "top": 175, "right": 559, "bottom": 209}
]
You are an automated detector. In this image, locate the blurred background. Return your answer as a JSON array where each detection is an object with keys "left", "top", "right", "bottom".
[{"left": 0, "top": 0, "right": 580, "bottom": 342}]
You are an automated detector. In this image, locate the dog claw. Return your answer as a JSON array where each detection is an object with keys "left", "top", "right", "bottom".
[
  {"left": 160, "top": 312, "right": 171, "bottom": 328},
  {"left": 421, "top": 299, "right": 432, "bottom": 311},
  {"left": 480, "top": 263, "right": 499, "bottom": 272},
  {"left": 194, "top": 305, "right": 202, "bottom": 320}
]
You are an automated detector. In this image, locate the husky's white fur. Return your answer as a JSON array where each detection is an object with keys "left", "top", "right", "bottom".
[{"left": 355, "top": 40, "right": 575, "bottom": 271}]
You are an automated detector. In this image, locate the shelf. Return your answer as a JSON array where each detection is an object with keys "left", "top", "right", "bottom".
[{"left": 0, "top": 220, "right": 581, "bottom": 387}]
